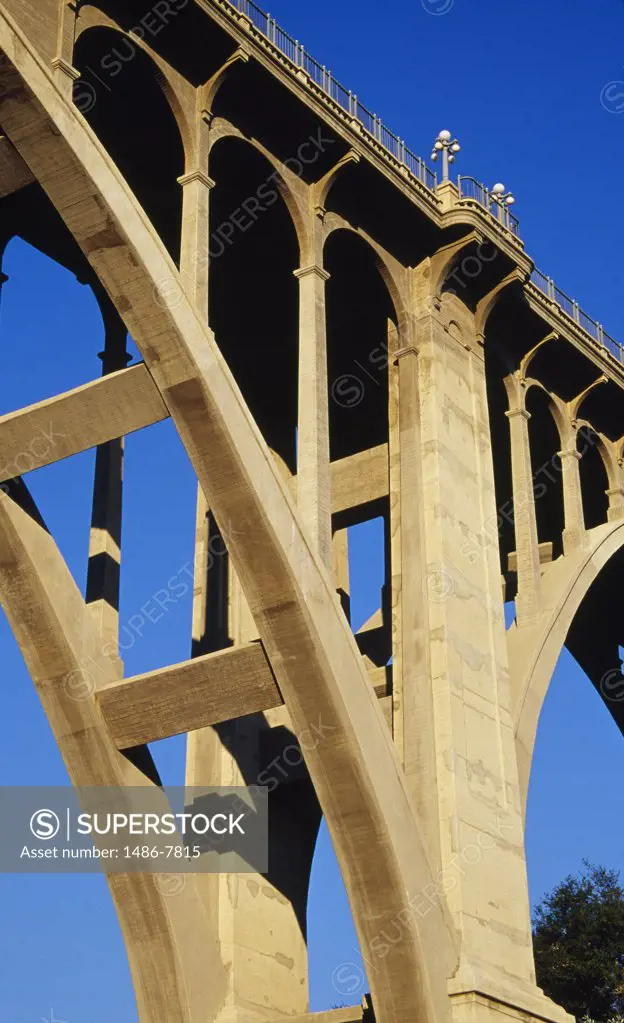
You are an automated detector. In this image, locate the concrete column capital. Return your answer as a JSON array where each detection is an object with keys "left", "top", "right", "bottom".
[
  {"left": 558, "top": 448, "right": 582, "bottom": 461},
  {"left": 505, "top": 407, "right": 531, "bottom": 422},
  {"left": 177, "top": 170, "right": 216, "bottom": 189},
  {"left": 294, "top": 264, "right": 330, "bottom": 282},
  {"left": 51, "top": 57, "right": 80, "bottom": 82},
  {"left": 394, "top": 345, "right": 419, "bottom": 362}
]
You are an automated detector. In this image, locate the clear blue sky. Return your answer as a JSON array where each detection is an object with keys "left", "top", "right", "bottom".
[{"left": 1, "top": 0, "right": 624, "bottom": 1018}]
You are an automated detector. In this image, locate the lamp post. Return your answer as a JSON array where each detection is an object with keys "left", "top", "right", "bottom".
[
  {"left": 490, "top": 182, "right": 516, "bottom": 229},
  {"left": 431, "top": 129, "right": 461, "bottom": 182}
]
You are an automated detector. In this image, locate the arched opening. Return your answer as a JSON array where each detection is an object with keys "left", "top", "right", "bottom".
[
  {"left": 511, "top": 520, "right": 624, "bottom": 808},
  {"left": 526, "top": 641, "right": 624, "bottom": 939},
  {"left": 325, "top": 229, "right": 396, "bottom": 463},
  {"left": 578, "top": 426, "right": 610, "bottom": 530},
  {"left": 325, "top": 228, "right": 396, "bottom": 668},
  {"left": 73, "top": 27, "right": 185, "bottom": 262},
  {"left": 526, "top": 386, "right": 565, "bottom": 561},
  {"left": 208, "top": 135, "right": 300, "bottom": 471},
  {"left": 525, "top": 545, "right": 624, "bottom": 970},
  {"left": 484, "top": 342, "right": 515, "bottom": 594}
]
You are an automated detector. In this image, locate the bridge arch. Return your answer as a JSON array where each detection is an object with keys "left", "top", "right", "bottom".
[
  {"left": 323, "top": 215, "right": 408, "bottom": 327},
  {"left": 75, "top": 6, "right": 195, "bottom": 162},
  {"left": 207, "top": 131, "right": 301, "bottom": 471},
  {"left": 509, "top": 518, "right": 624, "bottom": 814},
  {"left": 73, "top": 22, "right": 186, "bottom": 262},
  {"left": 525, "top": 382, "right": 566, "bottom": 559},
  {"left": 323, "top": 225, "right": 400, "bottom": 464},
  {"left": 209, "top": 118, "right": 307, "bottom": 258}
]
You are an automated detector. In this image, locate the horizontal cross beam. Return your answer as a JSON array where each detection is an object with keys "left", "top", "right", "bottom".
[
  {"left": 0, "top": 364, "right": 168, "bottom": 482},
  {"left": 269, "top": 1008, "right": 367, "bottom": 1023},
  {"left": 331, "top": 443, "right": 388, "bottom": 515},
  {"left": 98, "top": 644, "right": 390, "bottom": 749},
  {"left": 0, "top": 133, "right": 34, "bottom": 196}
]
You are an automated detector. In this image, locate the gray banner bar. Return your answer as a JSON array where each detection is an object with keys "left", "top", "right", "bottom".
[{"left": 0, "top": 786, "right": 268, "bottom": 874}]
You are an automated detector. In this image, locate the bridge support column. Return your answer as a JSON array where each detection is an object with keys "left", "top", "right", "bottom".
[
  {"left": 86, "top": 309, "right": 129, "bottom": 661},
  {"left": 559, "top": 447, "right": 586, "bottom": 552},
  {"left": 607, "top": 486, "right": 624, "bottom": 521},
  {"left": 187, "top": 556, "right": 320, "bottom": 1023},
  {"left": 409, "top": 271, "right": 571, "bottom": 1023},
  {"left": 182, "top": 112, "right": 317, "bottom": 1021},
  {"left": 52, "top": 1, "right": 79, "bottom": 94},
  {"left": 504, "top": 390, "right": 542, "bottom": 624},
  {"left": 388, "top": 317, "right": 440, "bottom": 865},
  {"left": 178, "top": 165, "right": 214, "bottom": 318},
  {"left": 295, "top": 260, "right": 332, "bottom": 568}
]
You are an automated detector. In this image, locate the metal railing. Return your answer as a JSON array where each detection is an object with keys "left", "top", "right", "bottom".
[
  {"left": 457, "top": 177, "right": 521, "bottom": 238},
  {"left": 530, "top": 269, "right": 624, "bottom": 364},
  {"left": 223, "top": 0, "right": 624, "bottom": 367},
  {"left": 226, "top": 0, "right": 437, "bottom": 193}
]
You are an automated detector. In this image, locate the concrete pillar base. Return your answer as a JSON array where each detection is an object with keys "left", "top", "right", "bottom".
[
  {"left": 449, "top": 965, "right": 573, "bottom": 1023},
  {"left": 451, "top": 990, "right": 572, "bottom": 1023}
]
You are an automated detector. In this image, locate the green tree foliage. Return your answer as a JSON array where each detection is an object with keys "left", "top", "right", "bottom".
[{"left": 533, "top": 862, "right": 624, "bottom": 1021}]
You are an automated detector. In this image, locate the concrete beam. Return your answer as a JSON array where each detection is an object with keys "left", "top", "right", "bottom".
[
  {"left": 331, "top": 443, "right": 389, "bottom": 515},
  {"left": 0, "top": 364, "right": 168, "bottom": 482},
  {"left": 0, "top": 133, "right": 34, "bottom": 196},
  {"left": 99, "top": 646, "right": 391, "bottom": 750},
  {"left": 272, "top": 1009, "right": 366, "bottom": 1023},
  {"left": 99, "top": 642, "right": 283, "bottom": 748}
]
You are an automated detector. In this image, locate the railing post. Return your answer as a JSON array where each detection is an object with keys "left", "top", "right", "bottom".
[
  {"left": 548, "top": 277, "right": 556, "bottom": 301},
  {"left": 572, "top": 300, "right": 580, "bottom": 324}
]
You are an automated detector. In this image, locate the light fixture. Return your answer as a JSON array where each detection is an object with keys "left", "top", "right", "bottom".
[
  {"left": 490, "top": 183, "right": 516, "bottom": 224},
  {"left": 431, "top": 130, "right": 461, "bottom": 181}
]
